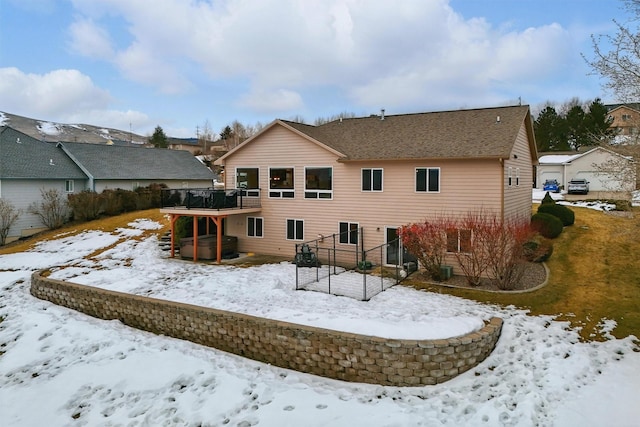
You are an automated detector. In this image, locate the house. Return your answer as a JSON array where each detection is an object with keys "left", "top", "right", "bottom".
[
  {"left": 607, "top": 104, "right": 640, "bottom": 137},
  {"left": 537, "top": 146, "right": 635, "bottom": 197},
  {"left": 0, "top": 127, "right": 217, "bottom": 244},
  {"left": 0, "top": 127, "right": 88, "bottom": 240},
  {"left": 57, "top": 141, "right": 217, "bottom": 193},
  {"left": 200, "top": 105, "right": 537, "bottom": 265}
]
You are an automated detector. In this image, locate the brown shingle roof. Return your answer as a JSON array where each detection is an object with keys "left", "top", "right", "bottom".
[{"left": 282, "top": 105, "right": 532, "bottom": 161}]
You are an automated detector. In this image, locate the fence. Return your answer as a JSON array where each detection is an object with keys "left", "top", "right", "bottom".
[
  {"left": 295, "top": 228, "right": 417, "bottom": 301},
  {"left": 160, "top": 188, "right": 261, "bottom": 210}
]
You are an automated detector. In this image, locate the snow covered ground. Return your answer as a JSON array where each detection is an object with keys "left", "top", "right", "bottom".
[{"left": 1, "top": 218, "right": 639, "bottom": 426}]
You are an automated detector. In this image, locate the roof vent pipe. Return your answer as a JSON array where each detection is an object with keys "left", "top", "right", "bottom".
[
  {"left": 496, "top": 115, "right": 501, "bottom": 123},
  {"left": 381, "top": 109, "right": 385, "bottom": 120}
]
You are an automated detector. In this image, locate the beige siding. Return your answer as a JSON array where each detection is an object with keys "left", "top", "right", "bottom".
[
  {"left": 503, "top": 123, "right": 535, "bottom": 220},
  {"left": 221, "top": 124, "right": 512, "bottom": 258}
]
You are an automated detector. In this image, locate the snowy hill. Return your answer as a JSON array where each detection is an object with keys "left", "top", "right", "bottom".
[{"left": 0, "top": 111, "right": 148, "bottom": 145}]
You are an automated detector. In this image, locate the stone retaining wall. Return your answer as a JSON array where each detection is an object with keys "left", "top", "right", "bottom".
[{"left": 31, "top": 270, "right": 502, "bottom": 386}]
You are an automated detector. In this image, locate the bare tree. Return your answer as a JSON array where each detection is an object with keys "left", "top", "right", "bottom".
[
  {"left": 0, "top": 199, "right": 20, "bottom": 245},
  {"left": 592, "top": 147, "right": 638, "bottom": 192},
  {"left": 28, "top": 188, "right": 69, "bottom": 230},
  {"left": 585, "top": 0, "right": 640, "bottom": 102}
]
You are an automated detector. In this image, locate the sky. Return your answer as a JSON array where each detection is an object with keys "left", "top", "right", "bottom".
[
  {"left": 0, "top": 211, "right": 639, "bottom": 426},
  {"left": 0, "top": 0, "right": 632, "bottom": 138}
]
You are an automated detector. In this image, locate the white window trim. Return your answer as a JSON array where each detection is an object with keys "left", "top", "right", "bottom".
[
  {"left": 235, "top": 166, "right": 260, "bottom": 197},
  {"left": 268, "top": 166, "right": 295, "bottom": 199},
  {"left": 304, "top": 166, "right": 333, "bottom": 200},
  {"left": 247, "top": 217, "right": 264, "bottom": 238},
  {"left": 286, "top": 218, "right": 304, "bottom": 241},
  {"left": 65, "top": 179, "right": 75, "bottom": 193},
  {"left": 508, "top": 166, "right": 513, "bottom": 187},
  {"left": 339, "top": 221, "right": 359, "bottom": 245},
  {"left": 361, "top": 168, "right": 383, "bottom": 192},
  {"left": 415, "top": 167, "right": 440, "bottom": 193},
  {"left": 516, "top": 168, "right": 520, "bottom": 187}
]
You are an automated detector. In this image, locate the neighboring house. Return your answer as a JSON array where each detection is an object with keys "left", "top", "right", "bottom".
[
  {"left": 57, "top": 142, "right": 217, "bottom": 193},
  {"left": 211, "top": 105, "right": 537, "bottom": 264},
  {"left": 0, "top": 126, "right": 217, "bottom": 244},
  {"left": 0, "top": 127, "right": 88, "bottom": 241},
  {"left": 607, "top": 104, "right": 640, "bottom": 136},
  {"left": 537, "top": 146, "right": 635, "bottom": 195}
]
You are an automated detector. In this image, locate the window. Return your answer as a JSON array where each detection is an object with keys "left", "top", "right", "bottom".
[
  {"left": 339, "top": 222, "right": 359, "bottom": 245},
  {"left": 236, "top": 167, "right": 260, "bottom": 197},
  {"left": 305, "top": 167, "right": 332, "bottom": 199},
  {"left": 508, "top": 167, "right": 513, "bottom": 187},
  {"left": 516, "top": 168, "right": 520, "bottom": 186},
  {"left": 269, "top": 167, "right": 294, "bottom": 198},
  {"left": 415, "top": 168, "right": 440, "bottom": 192},
  {"left": 65, "top": 180, "right": 74, "bottom": 193},
  {"left": 286, "top": 219, "right": 304, "bottom": 240},
  {"left": 622, "top": 114, "right": 631, "bottom": 121},
  {"left": 447, "top": 229, "right": 471, "bottom": 253},
  {"left": 247, "top": 217, "right": 263, "bottom": 238},
  {"left": 362, "top": 168, "right": 383, "bottom": 191}
]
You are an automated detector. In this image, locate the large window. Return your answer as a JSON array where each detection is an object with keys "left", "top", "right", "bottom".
[
  {"left": 236, "top": 167, "right": 260, "bottom": 197},
  {"left": 247, "top": 217, "right": 263, "bottom": 238},
  {"left": 415, "top": 168, "right": 440, "bottom": 192},
  {"left": 286, "top": 219, "right": 304, "bottom": 240},
  {"left": 447, "top": 229, "right": 471, "bottom": 253},
  {"left": 339, "top": 222, "right": 359, "bottom": 245},
  {"left": 305, "top": 167, "right": 332, "bottom": 199},
  {"left": 65, "top": 180, "right": 74, "bottom": 193},
  {"left": 269, "top": 167, "right": 294, "bottom": 198},
  {"left": 362, "top": 168, "right": 383, "bottom": 192}
]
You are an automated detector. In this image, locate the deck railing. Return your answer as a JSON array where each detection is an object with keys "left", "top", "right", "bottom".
[{"left": 160, "top": 188, "right": 261, "bottom": 210}]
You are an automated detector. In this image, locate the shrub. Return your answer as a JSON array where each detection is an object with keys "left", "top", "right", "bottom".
[
  {"left": 541, "top": 192, "right": 556, "bottom": 205},
  {"left": 101, "top": 190, "right": 123, "bottom": 216},
  {"left": 538, "top": 203, "right": 575, "bottom": 226},
  {"left": 531, "top": 212, "right": 563, "bottom": 239},
  {"left": 68, "top": 190, "right": 102, "bottom": 221},
  {"left": 398, "top": 217, "right": 453, "bottom": 281},
  {"left": 27, "top": 188, "right": 69, "bottom": 230},
  {"left": 523, "top": 235, "right": 554, "bottom": 262},
  {"left": 0, "top": 199, "right": 20, "bottom": 245}
]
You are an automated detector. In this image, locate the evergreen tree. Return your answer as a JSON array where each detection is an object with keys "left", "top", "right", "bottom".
[
  {"left": 584, "top": 98, "right": 615, "bottom": 144},
  {"left": 149, "top": 125, "right": 168, "bottom": 148},
  {"left": 534, "top": 106, "right": 570, "bottom": 151},
  {"left": 566, "top": 104, "right": 587, "bottom": 149}
]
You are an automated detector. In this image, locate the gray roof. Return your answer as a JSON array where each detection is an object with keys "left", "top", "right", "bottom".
[
  {"left": 58, "top": 142, "right": 216, "bottom": 180},
  {"left": 0, "top": 126, "right": 87, "bottom": 179},
  {"left": 279, "top": 105, "right": 534, "bottom": 161}
]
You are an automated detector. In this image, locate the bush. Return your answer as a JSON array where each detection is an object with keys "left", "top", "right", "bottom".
[
  {"left": 27, "top": 188, "right": 69, "bottom": 230},
  {"left": 68, "top": 190, "right": 102, "bottom": 221},
  {"left": 523, "top": 235, "right": 554, "bottom": 262},
  {"left": 531, "top": 212, "right": 563, "bottom": 239},
  {"left": 541, "top": 192, "right": 556, "bottom": 205},
  {"left": 538, "top": 203, "right": 575, "bottom": 226}
]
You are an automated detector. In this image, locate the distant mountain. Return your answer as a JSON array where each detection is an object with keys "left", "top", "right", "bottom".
[{"left": 0, "top": 111, "right": 149, "bottom": 145}]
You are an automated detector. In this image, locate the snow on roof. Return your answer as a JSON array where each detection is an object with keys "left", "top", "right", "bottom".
[{"left": 538, "top": 153, "right": 580, "bottom": 164}]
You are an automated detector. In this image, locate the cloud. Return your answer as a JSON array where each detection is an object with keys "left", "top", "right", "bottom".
[
  {"left": 63, "top": 0, "right": 577, "bottom": 115},
  {"left": 238, "top": 88, "right": 304, "bottom": 113},
  {"left": 68, "top": 18, "right": 114, "bottom": 60},
  {"left": 0, "top": 67, "right": 150, "bottom": 131}
]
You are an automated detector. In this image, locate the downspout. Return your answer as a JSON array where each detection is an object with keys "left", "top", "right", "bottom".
[{"left": 499, "top": 158, "right": 505, "bottom": 222}]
